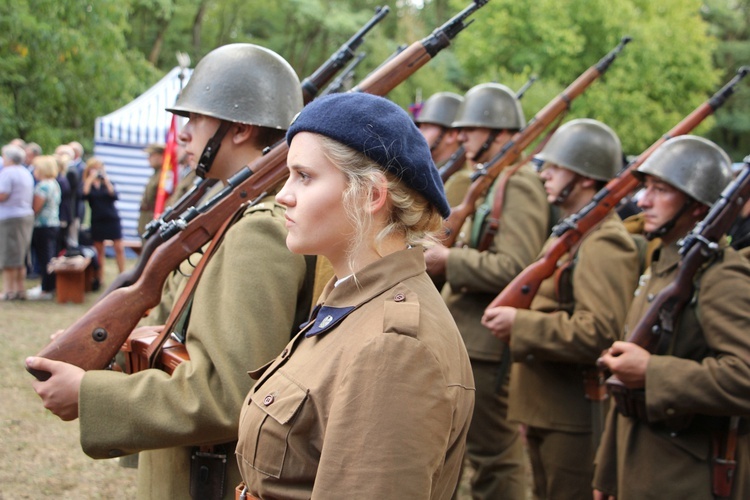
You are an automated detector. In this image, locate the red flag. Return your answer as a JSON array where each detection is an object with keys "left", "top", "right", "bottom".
[{"left": 153, "top": 114, "right": 179, "bottom": 218}]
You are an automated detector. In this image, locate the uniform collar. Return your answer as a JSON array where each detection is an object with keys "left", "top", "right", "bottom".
[
  {"left": 650, "top": 241, "right": 681, "bottom": 276},
  {"left": 301, "top": 246, "right": 425, "bottom": 338}
]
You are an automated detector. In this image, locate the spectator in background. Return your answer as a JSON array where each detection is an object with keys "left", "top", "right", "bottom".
[
  {"left": 25, "top": 142, "right": 42, "bottom": 169},
  {"left": 138, "top": 143, "right": 165, "bottom": 236},
  {"left": 82, "top": 157, "right": 125, "bottom": 288},
  {"left": 53, "top": 155, "right": 74, "bottom": 254},
  {"left": 0, "top": 144, "right": 35, "bottom": 300},
  {"left": 27, "top": 156, "right": 61, "bottom": 301},
  {"left": 55, "top": 144, "right": 81, "bottom": 249}
]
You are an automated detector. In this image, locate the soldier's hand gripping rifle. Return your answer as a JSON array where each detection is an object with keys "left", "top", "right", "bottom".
[
  {"left": 101, "top": 10, "right": 391, "bottom": 300},
  {"left": 438, "top": 75, "right": 538, "bottom": 183},
  {"left": 487, "top": 66, "right": 749, "bottom": 311},
  {"left": 27, "top": 0, "right": 491, "bottom": 381},
  {"left": 440, "top": 37, "right": 631, "bottom": 247},
  {"left": 301, "top": 6, "right": 390, "bottom": 104},
  {"left": 604, "top": 157, "right": 750, "bottom": 421}
]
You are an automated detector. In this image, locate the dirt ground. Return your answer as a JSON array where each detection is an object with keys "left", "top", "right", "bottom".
[{"left": 0, "top": 257, "right": 138, "bottom": 499}]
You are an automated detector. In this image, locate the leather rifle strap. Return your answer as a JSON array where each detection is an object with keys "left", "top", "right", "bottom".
[
  {"left": 145, "top": 204, "right": 248, "bottom": 368},
  {"left": 477, "top": 161, "right": 525, "bottom": 252}
]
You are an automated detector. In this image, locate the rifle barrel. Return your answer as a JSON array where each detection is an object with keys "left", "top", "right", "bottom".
[{"left": 29, "top": 0, "right": 490, "bottom": 381}]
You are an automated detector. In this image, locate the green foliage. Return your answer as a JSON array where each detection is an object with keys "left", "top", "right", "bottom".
[
  {"left": 701, "top": 0, "right": 750, "bottom": 159},
  {"left": 1, "top": 0, "right": 746, "bottom": 160},
  {"left": 444, "top": 0, "right": 721, "bottom": 156},
  {"left": 0, "top": 0, "right": 157, "bottom": 153}
]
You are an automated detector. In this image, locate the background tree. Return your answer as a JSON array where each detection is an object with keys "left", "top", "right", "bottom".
[
  {"left": 1, "top": 0, "right": 746, "bottom": 161},
  {"left": 701, "top": 0, "right": 750, "bottom": 160},
  {"left": 0, "top": 0, "right": 156, "bottom": 153}
]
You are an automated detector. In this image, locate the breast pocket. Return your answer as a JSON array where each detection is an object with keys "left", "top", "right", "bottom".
[{"left": 237, "top": 371, "right": 308, "bottom": 479}]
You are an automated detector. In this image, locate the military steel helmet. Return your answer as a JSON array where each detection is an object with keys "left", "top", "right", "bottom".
[
  {"left": 415, "top": 92, "right": 463, "bottom": 128},
  {"left": 635, "top": 135, "right": 732, "bottom": 206},
  {"left": 535, "top": 119, "right": 622, "bottom": 182},
  {"left": 452, "top": 83, "right": 526, "bottom": 130},
  {"left": 167, "top": 43, "right": 303, "bottom": 130}
]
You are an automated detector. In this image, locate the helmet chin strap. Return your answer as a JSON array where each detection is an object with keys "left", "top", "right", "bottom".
[
  {"left": 554, "top": 174, "right": 580, "bottom": 205},
  {"left": 644, "top": 200, "right": 693, "bottom": 241},
  {"left": 472, "top": 130, "right": 500, "bottom": 164},
  {"left": 429, "top": 127, "right": 447, "bottom": 153},
  {"left": 196, "top": 121, "right": 233, "bottom": 178}
]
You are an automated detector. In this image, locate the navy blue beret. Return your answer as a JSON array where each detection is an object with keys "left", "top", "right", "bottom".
[{"left": 287, "top": 93, "right": 450, "bottom": 218}]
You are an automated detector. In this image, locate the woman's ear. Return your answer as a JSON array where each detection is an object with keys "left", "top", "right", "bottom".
[{"left": 368, "top": 172, "right": 390, "bottom": 215}]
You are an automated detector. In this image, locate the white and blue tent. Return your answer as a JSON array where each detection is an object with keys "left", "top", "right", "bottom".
[{"left": 93, "top": 66, "right": 192, "bottom": 243}]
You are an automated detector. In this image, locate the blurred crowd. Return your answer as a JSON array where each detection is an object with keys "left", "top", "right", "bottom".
[{"left": 0, "top": 138, "right": 125, "bottom": 301}]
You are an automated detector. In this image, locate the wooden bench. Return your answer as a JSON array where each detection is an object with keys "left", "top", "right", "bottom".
[{"left": 49, "top": 256, "right": 94, "bottom": 304}]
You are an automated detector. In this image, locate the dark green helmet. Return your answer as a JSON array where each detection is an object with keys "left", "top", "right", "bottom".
[
  {"left": 635, "top": 135, "right": 732, "bottom": 206},
  {"left": 452, "top": 83, "right": 525, "bottom": 130},
  {"left": 535, "top": 119, "right": 622, "bottom": 181},
  {"left": 415, "top": 92, "right": 463, "bottom": 128},
  {"left": 167, "top": 44, "right": 303, "bottom": 130}
]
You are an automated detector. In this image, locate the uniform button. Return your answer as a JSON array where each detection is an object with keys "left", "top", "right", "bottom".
[
  {"left": 394, "top": 293, "right": 405, "bottom": 302},
  {"left": 647, "top": 293, "right": 655, "bottom": 302},
  {"left": 263, "top": 394, "right": 275, "bottom": 406},
  {"left": 666, "top": 408, "right": 675, "bottom": 416},
  {"left": 280, "top": 348, "right": 289, "bottom": 358},
  {"left": 108, "top": 449, "right": 124, "bottom": 458}
]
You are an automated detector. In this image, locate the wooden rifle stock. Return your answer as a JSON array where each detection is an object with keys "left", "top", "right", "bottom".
[
  {"left": 489, "top": 66, "right": 750, "bottom": 311},
  {"left": 99, "top": 13, "right": 391, "bottom": 300},
  {"left": 301, "top": 6, "right": 390, "bottom": 103},
  {"left": 99, "top": 178, "right": 218, "bottom": 298},
  {"left": 605, "top": 159, "right": 750, "bottom": 393},
  {"left": 28, "top": 0, "right": 490, "bottom": 381},
  {"left": 442, "top": 36, "right": 631, "bottom": 247}
]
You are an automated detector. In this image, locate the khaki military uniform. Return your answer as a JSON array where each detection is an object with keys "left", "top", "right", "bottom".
[
  {"left": 508, "top": 211, "right": 640, "bottom": 499},
  {"left": 593, "top": 242, "right": 750, "bottom": 499},
  {"left": 164, "top": 168, "right": 198, "bottom": 209},
  {"left": 79, "top": 196, "right": 313, "bottom": 500},
  {"left": 442, "top": 163, "right": 550, "bottom": 499},
  {"left": 237, "top": 247, "right": 475, "bottom": 499},
  {"left": 138, "top": 168, "right": 161, "bottom": 235},
  {"left": 442, "top": 162, "right": 472, "bottom": 207}
]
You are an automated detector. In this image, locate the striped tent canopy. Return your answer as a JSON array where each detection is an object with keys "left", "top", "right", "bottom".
[{"left": 93, "top": 66, "right": 192, "bottom": 243}]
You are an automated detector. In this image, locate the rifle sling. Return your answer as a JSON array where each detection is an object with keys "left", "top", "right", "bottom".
[
  {"left": 145, "top": 203, "right": 248, "bottom": 368},
  {"left": 477, "top": 162, "right": 524, "bottom": 252}
]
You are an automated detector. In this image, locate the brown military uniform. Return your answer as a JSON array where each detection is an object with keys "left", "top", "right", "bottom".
[
  {"left": 508, "top": 211, "right": 640, "bottom": 499},
  {"left": 593, "top": 241, "right": 750, "bottom": 499},
  {"left": 237, "top": 247, "right": 475, "bottom": 499},
  {"left": 442, "top": 163, "right": 550, "bottom": 499},
  {"left": 79, "top": 196, "right": 313, "bottom": 500}
]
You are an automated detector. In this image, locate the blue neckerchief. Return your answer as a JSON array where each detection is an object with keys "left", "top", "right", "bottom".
[{"left": 303, "top": 305, "right": 357, "bottom": 338}]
